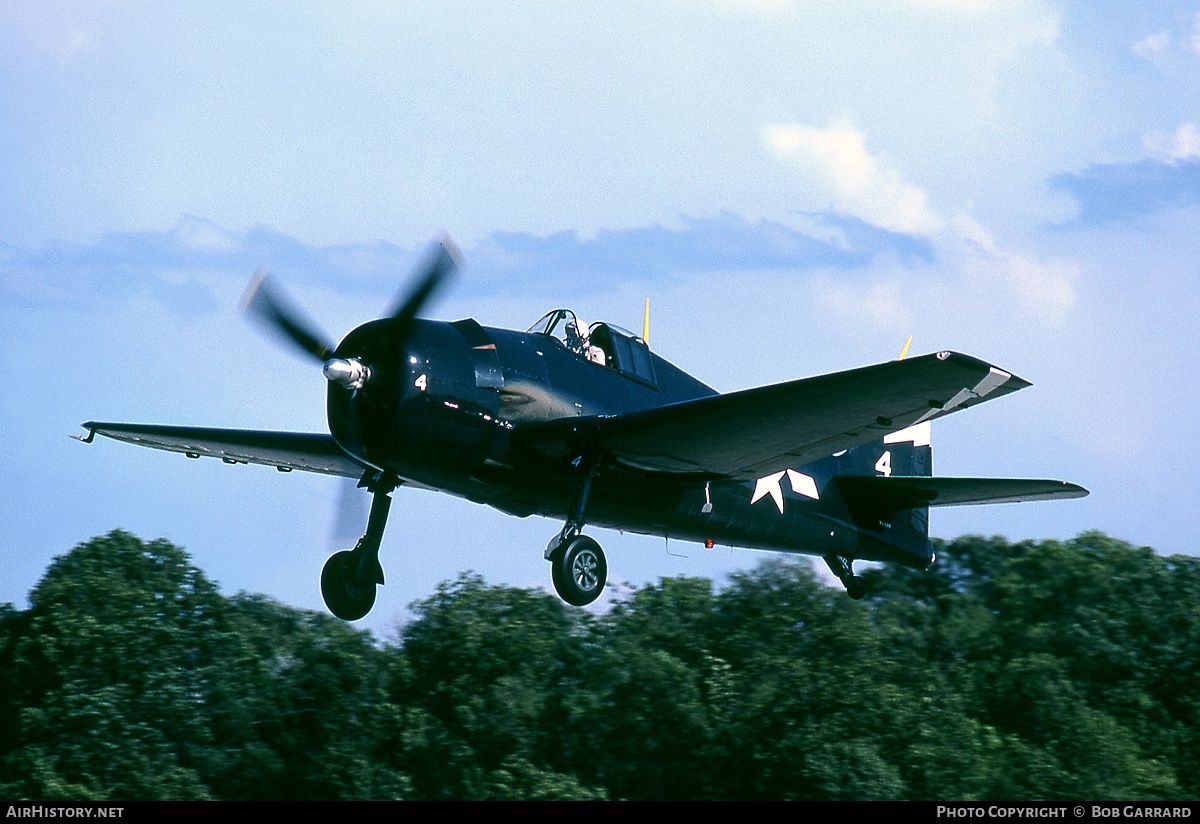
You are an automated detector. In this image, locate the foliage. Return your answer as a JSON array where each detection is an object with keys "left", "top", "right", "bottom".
[{"left": 1, "top": 529, "right": 1196, "bottom": 799}]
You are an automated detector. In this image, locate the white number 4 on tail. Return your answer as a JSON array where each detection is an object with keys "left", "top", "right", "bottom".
[{"left": 875, "top": 450, "right": 892, "bottom": 477}]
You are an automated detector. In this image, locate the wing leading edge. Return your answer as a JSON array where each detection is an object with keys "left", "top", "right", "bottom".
[
  {"left": 77, "top": 422, "right": 366, "bottom": 479},
  {"left": 517, "top": 351, "right": 1030, "bottom": 480}
]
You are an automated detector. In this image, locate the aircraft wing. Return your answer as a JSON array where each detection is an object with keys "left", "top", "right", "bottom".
[
  {"left": 518, "top": 351, "right": 1030, "bottom": 479},
  {"left": 76, "top": 422, "right": 366, "bottom": 479}
]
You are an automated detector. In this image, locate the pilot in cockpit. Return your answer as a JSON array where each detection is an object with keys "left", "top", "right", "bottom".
[
  {"left": 565, "top": 317, "right": 586, "bottom": 354},
  {"left": 567, "top": 316, "right": 608, "bottom": 367}
]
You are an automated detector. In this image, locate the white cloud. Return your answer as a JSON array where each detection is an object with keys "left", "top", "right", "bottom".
[
  {"left": 176, "top": 216, "right": 240, "bottom": 255},
  {"left": 942, "top": 212, "right": 1078, "bottom": 321},
  {"left": 1132, "top": 13, "right": 1200, "bottom": 60},
  {"left": 951, "top": 214, "right": 996, "bottom": 250},
  {"left": 0, "top": 5, "right": 100, "bottom": 64},
  {"left": 714, "top": 0, "right": 795, "bottom": 10},
  {"left": 1005, "top": 254, "right": 1079, "bottom": 322},
  {"left": 1141, "top": 124, "right": 1200, "bottom": 162},
  {"left": 1133, "top": 30, "right": 1171, "bottom": 58},
  {"left": 764, "top": 122, "right": 1077, "bottom": 325},
  {"left": 812, "top": 236, "right": 1078, "bottom": 334},
  {"left": 814, "top": 276, "right": 914, "bottom": 334},
  {"left": 764, "top": 122, "right": 944, "bottom": 236},
  {"left": 898, "top": 0, "right": 995, "bottom": 12}
]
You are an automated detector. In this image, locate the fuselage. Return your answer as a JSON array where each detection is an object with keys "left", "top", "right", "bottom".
[{"left": 325, "top": 315, "right": 934, "bottom": 570}]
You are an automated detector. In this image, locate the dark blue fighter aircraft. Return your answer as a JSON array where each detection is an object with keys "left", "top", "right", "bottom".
[{"left": 76, "top": 237, "right": 1087, "bottom": 620}]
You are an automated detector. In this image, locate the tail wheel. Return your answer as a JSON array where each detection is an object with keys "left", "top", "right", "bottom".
[
  {"left": 551, "top": 535, "right": 607, "bottom": 606},
  {"left": 321, "top": 550, "right": 377, "bottom": 621},
  {"left": 845, "top": 575, "right": 868, "bottom": 600}
]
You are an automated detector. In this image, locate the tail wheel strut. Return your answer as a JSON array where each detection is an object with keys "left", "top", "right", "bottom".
[{"left": 824, "top": 553, "right": 868, "bottom": 600}]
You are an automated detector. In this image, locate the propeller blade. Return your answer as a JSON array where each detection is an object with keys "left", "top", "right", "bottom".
[
  {"left": 241, "top": 268, "right": 336, "bottom": 363},
  {"left": 387, "top": 235, "right": 462, "bottom": 327}
]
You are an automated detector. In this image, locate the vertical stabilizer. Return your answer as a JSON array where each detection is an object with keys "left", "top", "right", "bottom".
[{"left": 829, "top": 421, "right": 934, "bottom": 564}]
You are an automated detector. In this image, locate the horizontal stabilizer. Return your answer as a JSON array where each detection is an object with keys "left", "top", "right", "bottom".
[
  {"left": 835, "top": 475, "right": 1088, "bottom": 519},
  {"left": 76, "top": 422, "right": 367, "bottom": 478}
]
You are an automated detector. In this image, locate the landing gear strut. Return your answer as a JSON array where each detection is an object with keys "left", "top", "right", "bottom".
[
  {"left": 824, "top": 553, "right": 868, "bottom": 600},
  {"left": 321, "top": 472, "right": 398, "bottom": 621},
  {"left": 545, "top": 459, "right": 607, "bottom": 606}
]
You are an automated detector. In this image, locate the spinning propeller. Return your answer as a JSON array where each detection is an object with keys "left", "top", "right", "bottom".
[{"left": 240, "top": 234, "right": 462, "bottom": 391}]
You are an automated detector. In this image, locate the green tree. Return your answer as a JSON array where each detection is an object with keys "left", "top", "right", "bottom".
[
  {"left": 0, "top": 531, "right": 407, "bottom": 800},
  {"left": 0, "top": 531, "right": 223, "bottom": 798},
  {"left": 391, "top": 573, "right": 605, "bottom": 799},
  {"left": 3, "top": 529, "right": 1196, "bottom": 800}
]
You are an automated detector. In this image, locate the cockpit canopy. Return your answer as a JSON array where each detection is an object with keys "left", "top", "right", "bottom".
[
  {"left": 528, "top": 309, "right": 657, "bottom": 387},
  {"left": 527, "top": 309, "right": 587, "bottom": 344}
]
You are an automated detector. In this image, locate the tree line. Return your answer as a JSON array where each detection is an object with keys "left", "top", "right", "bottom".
[{"left": 1, "top": 529, "right": 1197, "bottom": 800}]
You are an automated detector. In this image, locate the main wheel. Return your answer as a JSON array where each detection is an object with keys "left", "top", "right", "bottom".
[
  {"left": 551, "top": 535, "right": 607, "bottom": 606},
  {"left": 321, "top": 550, "right": 377, "bottom": 621}
]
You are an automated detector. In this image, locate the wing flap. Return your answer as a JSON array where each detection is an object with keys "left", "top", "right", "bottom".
[
  {"left": 519, "top": 352, "right": 1029, "bottom": 479},
  {"left": 78, "top": 422, "right": 366, "bottom": 479}
]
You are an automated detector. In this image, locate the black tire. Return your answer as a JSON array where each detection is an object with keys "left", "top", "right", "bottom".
[
  {"left": 551, "top": 535, "right": 607, "bottom": 606},
  {"left": 550, "top": 547, "right": 568, "bottom": 601},
  {"left": 321, "top": 550, "right": 377, "bottom": 621},
  {"left": 845, "top": 575, "right": 868, "bottom": 601}
]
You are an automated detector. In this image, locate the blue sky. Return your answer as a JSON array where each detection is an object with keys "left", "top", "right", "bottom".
[{"left": 4, "top": 1, "right": 1198, "bottom": 638}]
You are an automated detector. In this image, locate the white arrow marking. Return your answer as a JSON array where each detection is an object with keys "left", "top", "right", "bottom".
[
  {"left": 751, "top": 471, "right": 787, "bottom": 514},
  {"left": 786, "top": 470, "right": 820, "bottom": 500}
]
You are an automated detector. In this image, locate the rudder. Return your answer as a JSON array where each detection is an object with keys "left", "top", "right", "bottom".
[{"left": 829, "top": 421, "right": 934, "bottom": 567}]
